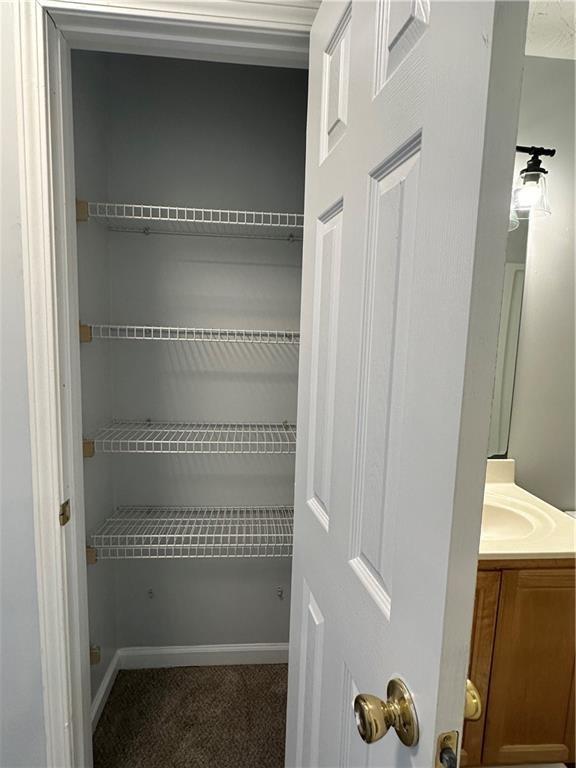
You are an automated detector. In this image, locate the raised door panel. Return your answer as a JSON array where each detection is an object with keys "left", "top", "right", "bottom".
[
  {"left": 483, "top": 569, "right": 576, "bottom": 765},
  {"left": 348, "top": 139, "right": 421, "bottom": 619},
  {"left": 461, "top": 570, "right": 501, "bottom": 767},
  {"left": 320, "top": 5, "right": 351, "bottom": 160},
  {"left": 375, "top": 0, "right": 430, "bottom": 90},
  {"left": 293, "top": 581, "right": 326, "bottom": 768},
  {"left": 306, "top": 203, "right": 343, "bottom": 532}
]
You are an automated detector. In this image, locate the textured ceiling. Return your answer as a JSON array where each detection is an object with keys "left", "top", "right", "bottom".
[
  {"left": 526, "top": 1, "right": 575, "bottom": 59},
  {"left": 302, "top": 1, "right": 574, "bottom": 60}
]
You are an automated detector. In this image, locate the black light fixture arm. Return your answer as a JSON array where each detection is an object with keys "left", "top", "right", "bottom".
[
  {"left": 515, "top": 145, "right": 556, "bottom": 180},
  {"left": 516, "top": 145, "right": 556, "bottom": 158}
]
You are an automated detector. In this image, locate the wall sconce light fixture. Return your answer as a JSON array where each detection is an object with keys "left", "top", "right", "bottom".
[{"left": 511, "top": 145, "right": 556, "bottom": 221}]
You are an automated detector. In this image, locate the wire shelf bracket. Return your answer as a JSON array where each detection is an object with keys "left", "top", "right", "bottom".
[
  {"left": 78, "top": 201, "right": 304, "bottom": 241},
  {"left": 85, "top": 421, "right": 297, "bottom": 455},
  {"left": 79, "top": 323, "right": 300, "bottom": 345},
  {"left": 90, "top": 505, "right": 294, "bottom": 559}
]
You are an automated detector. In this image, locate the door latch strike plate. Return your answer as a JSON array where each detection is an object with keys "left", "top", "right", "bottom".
[
  {"left": 59, "top": 499, "right": 70, "bottom": 526},
  {"left": 435, "top": 730, "right": 459, "bottom": 768}
]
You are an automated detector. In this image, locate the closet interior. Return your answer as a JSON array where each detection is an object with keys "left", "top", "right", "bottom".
[{"left": 72, "top": 50, "right": 307, "bottom": 719}]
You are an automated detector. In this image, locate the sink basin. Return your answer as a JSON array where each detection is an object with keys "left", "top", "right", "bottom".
[
  {"left": 480, "top": 460, "right": 575, "bottom": 559},
  {"left": 481, "top": 492, "right": 555, "bottom": 545},
  {"left": 482, "top": 502, "right": 537, "bottom": 541}
]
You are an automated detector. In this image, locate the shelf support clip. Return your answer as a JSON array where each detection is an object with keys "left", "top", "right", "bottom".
[
  {"left": 76, "top": 199, "right": 89, "bottom": 222},
  {"left": 86, "top": 546, "right": 98, "bottom": 565},
  {"left": 83, "top": 440, "right": 95, "bottom": 459}
]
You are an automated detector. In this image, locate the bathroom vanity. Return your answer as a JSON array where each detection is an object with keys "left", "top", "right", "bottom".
[{"left": 461, "top": 461, "right": 575, "bottom": 766}]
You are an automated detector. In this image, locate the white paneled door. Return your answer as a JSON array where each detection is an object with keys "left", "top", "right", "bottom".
[{"left": 286, "top": 2, "right": 527, "bottom": 766}]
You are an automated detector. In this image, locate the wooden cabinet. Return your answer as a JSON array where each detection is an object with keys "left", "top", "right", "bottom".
[
  {"left": 461, "top": 572, "right": 501, "bottom": 766},
  {"left": 462, "top": 560, "right": 575, "bottom": 766},
  {"left": 483, "top": 568, "right": 575, "bottom": 764}
]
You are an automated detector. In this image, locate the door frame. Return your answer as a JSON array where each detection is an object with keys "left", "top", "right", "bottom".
[{"left": 14, "top": 3, "right": 315, "bottom": 764}]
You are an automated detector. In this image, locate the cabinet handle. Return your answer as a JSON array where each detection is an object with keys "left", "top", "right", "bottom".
[{"left": 465, "top": 679, "right": 482, "bottom": 721}]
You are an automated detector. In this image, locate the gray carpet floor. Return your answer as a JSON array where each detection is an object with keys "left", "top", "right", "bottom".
[{"left": 93, "top": 664, "right": 288, "bottom": 768}]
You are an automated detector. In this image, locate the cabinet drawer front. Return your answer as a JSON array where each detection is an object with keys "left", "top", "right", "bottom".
[{"left": 483, "top": 569, "right": 575, "bottom": 765}]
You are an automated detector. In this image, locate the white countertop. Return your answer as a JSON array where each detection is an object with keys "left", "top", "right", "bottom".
[{"left": 479, "top": 460, "right": 576, "bottom": 560}]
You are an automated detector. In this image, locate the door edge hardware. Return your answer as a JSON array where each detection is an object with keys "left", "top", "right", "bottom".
[
  {"left": 89, "top": 645, "right": 101, "bottom": 665},
  {"left": 435, "top": 730, "right": 459, "bottom": 768},
  {"left": 59, "top": 499, "right": 70, "bottom": 526},
  {"left": 354, "top": 678, "right": 419, "bottom": 747},
  {"left": 465, "top": 679, "right": 482, "bottom": 721}
]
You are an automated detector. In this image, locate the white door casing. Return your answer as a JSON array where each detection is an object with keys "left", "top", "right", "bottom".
[
  {"left": 286, "top": 2, "right": 528, "bottom": 766},
  {"left": 45, "top": 15, "right": 94, "bottom": 766}
]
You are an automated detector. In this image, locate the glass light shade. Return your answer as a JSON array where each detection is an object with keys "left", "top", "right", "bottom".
[
  {"left": 512, "top": 171, "right": 550, "bottom": 219},
  {"left": 508, "top": 205, "right": 519, "bottom": 231}
]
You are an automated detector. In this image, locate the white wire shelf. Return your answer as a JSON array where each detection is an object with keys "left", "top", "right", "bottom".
[
  {"left": 83, "top": 324, "right": 300, "bottom": 345},
  {"left": 87, "top": 421, "right": 297, "bottom": 454},
  {"left": 83, "top": 202, "right": 304, "bottom": 241},
  {"left": 90, "top": 505, "right": 294, "bottom": 559}
]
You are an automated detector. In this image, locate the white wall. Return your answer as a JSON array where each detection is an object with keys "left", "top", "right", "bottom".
[
  {"left": 508, "top": 56, "right": 575, "bottom": 511},
  {"left": 71, "top": 52, "right": 307, "bottom": 651},
  {"left": 0, "top": 4, "right": 47, "bottom": 765}
]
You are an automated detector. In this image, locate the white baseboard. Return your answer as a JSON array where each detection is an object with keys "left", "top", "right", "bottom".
[
  {"left": 119, "top": 642, "right": 289, "bottom": 669},
  {"left": 90, "top": 642, "right": 289, "bottom": 730},
  {"left": 90, "top": 649, "right": 120, "bottom": 732}
]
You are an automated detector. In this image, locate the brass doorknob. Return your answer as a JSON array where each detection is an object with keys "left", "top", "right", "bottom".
[
  {"left": 465, "top": 679, "right": 482, "bottom": 721},
  {"left": 354, "top": 678, "right": 419, "bottom": 747}
]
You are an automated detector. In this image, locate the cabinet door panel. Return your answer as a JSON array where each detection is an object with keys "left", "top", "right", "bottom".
[
  {"left": 461, "top": 571, "right": 501, "bottom": 766},
  {"left": 483, "top": 568, "right": 575, "bottom": 765}
]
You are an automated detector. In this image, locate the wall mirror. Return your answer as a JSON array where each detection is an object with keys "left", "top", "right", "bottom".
[{"left": 487, "top": 220, "right": 529, "bottom": 457}]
